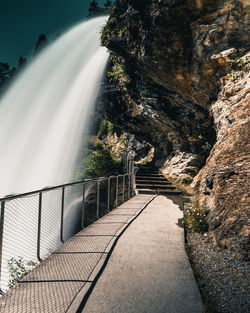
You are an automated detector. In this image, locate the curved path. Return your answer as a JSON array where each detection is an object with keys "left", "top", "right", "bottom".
[
  {"left": 0, "top": 195, "right": 202, "bottom": 313},
  {"left": 81, "top": 195, "right": 203, "bottom": 313}
]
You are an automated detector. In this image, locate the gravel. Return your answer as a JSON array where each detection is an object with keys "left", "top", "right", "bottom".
[{"left": 187, "top": 232, "right": 250, "bottom": 313}]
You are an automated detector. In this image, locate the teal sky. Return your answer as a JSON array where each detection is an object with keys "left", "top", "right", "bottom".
[{"left": 0, "top": 0, "right": 107, "bottom": 66}]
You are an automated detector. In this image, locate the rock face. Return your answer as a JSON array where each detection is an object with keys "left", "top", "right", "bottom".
[
  {"left": 101, "top": 0, "right": 249, "bottom": 258},
  {"left": 102, "top": 0, "right": 249, "bottom": 175},
  {"left": 193, "top": 52, "right": 250, "bottom": 259}
]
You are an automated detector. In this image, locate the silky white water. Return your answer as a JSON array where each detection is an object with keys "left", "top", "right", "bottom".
[
  {"left": 0, "top": 16, "right": 109, "bottom": 198},
  {"left": 0, "top": 16, "right": 109, "bottom": 292}
]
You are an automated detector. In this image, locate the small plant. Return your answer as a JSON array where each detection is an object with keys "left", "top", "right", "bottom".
[
  {"left": 107, "top": 54, "right": 131, "bottom": 85},
  {"left": 101, "top": 17, "right": 117, "bottom": 46},
  {"left": 198, "top": 134, "right": 213, "bottom": 156},
  {"left": 81, "top": 145, "right": 124, "bottom": 178},
  {"left": 101, "top": 9, "right": 125, "bottom": 46},
  {"left": 228, "top": 56, "right": 249, "bottom": 70},
  {"left": 98, "top": 120, "right": 114, "bottom": 138},
  {"left": 8, "top": 257, "right": 37, "bottom": 288},
  {"left": 119, "top": 133, "right": 127, "bottom": 145},
  {"left": 183, "top": 206, "right": 208, "bottom": 233},
  {"left": 182, "top": 177, "right": 193, "bottom": 185},
  {"left": 229, "top": 72, "right": 235, "bottom": 81}
]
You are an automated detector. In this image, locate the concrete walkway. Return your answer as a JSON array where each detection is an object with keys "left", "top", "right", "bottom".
[
  {"left": 0, "top": 194, "right": 203, "bottom": 313},
  {"left": 0, "top": 195, "right": 154, "bottom": 312},
  {"left": 82, "top": 195, "right": 203, "bottom": 313}
]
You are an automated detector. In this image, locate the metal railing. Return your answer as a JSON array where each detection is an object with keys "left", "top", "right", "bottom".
[{"left": 0, "top": 170, "right": 135, "bottom": 293}]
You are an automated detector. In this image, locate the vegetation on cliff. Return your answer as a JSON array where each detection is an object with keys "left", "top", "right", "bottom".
[
  {"left": 75, "top": 120, "right": 127, "bottom": 179},
  {"left": 87, "top": 0, "right": 114, "bottom": 17}
]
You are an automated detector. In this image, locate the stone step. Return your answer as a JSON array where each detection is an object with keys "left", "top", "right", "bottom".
[
  {"left": 137, "top": 189, "right": 157, "bottom": 195},
  {"left": 136, "top": 184, "right": 176, "bottom": 190},
  {"left": 137, "top": 189, "right": 182, "bottom": 195},
  {"left": 137, "top": 170, "right": 159, "bottom": 174},
  {"left": 158, "top": 189, "right": 182, "bottom": 195},
  {"left": 136, "top": 175, "right": 166, "bottom": 179},
  {"left": 137, "top": 165, "right": 158, "bottom": 170},
  {"left": 135, "top": 179, "right": 171, "bottom": 185},
  {"left": 136, "top": 173, "right": 165, "bottom": 178}
]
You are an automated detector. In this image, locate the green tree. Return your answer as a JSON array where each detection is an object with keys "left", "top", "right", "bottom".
[
  {"left": 104, "top": 0, "right": 113, "bottom": 9},
  {"left": 17, "top": 56, "right": 27, "bottom": 71},
  {"left": 83, "top": 146, "right": 123, "bottom": 177},
  {"left": 33, "top": 34, "right": 48, "bottom": 56},
  {"left": 0, "top": 62, "right": 16, "bottom": 95},
  {"left": 88, "top": 0, "right": 100, "bottom": 16}
]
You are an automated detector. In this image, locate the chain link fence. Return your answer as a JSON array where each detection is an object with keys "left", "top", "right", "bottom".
[{"left": 0, "top": 172, "right": 136, "bottom": 293}]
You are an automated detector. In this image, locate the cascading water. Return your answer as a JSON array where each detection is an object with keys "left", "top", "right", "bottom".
[
  {"left": 0, "top": 16, "right": 109, "bottom": 198},
  {"left": 0, "top": 16, "right": 109, "bottom": 292}
]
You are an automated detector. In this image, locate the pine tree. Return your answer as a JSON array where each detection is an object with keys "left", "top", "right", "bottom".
[
  {"left": 17, "top": 56, "right": 27, "bottom": 71},
  {"left": 0, "top": 62, "right": 14, "bottom": 95},
  {"left": 88, "top": 0, "right": 99, "bottom": 16},
  {"left": 104, "top": 0, "right": 112, "bottom": 9},
  {"left": 34, "top": 34, "right": 48, "bottom": 56}
]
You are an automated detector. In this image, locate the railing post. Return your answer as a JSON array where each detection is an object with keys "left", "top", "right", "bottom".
[
  {"left": 107, "top": 177, "right": 110, "bottom": 212},
  {"left": 0, "top": 201, "right": 5, "bottom": 294},
  {"left": 97, "top": 179, "right": 100, "bottom": 219},
  {"left": 128, "top": 174, "right": 131, "bottom": 199},
  {"left": 37, "top": 192, "right": 43, "bottom": 262},
  {"left": 60, "top": 186, "right": 65, "bottom": 243},
  {"left": 116, "top": 176, "right": 119, "bottom": 207},
  {"left": 81, "top": 182, "right": 85, "bottom": 228},
  {"left": 132, "top": 173, "right": 135, "bottom": 197},
  {"left": 123, "top": 175, "right": 125, "bottom": 203}
]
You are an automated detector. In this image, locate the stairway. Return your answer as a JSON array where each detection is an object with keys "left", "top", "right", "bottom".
[{"left": 135, "top": 166, "right": 182, "bottom": 195}]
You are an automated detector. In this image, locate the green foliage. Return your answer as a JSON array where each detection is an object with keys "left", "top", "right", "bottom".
[
  {"left": 81, "top": 145, "right": 124, "bottom": 178},
  {"left": 8, "top": 257, "right": 37, "bottom": 288},
  {"left": 107, "top": 54, "right": 131, "bottom": 85},
  {"left": 198, "top": 134, "right": 213, "bottom": 157},
  {"left": 119, "top": 133, "right": 128, "bottom": 145},
  {"left": 104, "top": 0, "right": 113, "bottom": 11},
  {"left": 100, "top": 12, "right": 131, "bottom": 86},
  {"left": 98, "top": 120, "right": 114, "bottom": 138},
  {"left": 228, "top": 56, "right": 249, "bottom": 70},
  {"left": 88, "top": 0, "right": 103, "bottom": 17},
  {"left": 88, "top": 0, "right": 114, "bottom": 17},
  {"left": 229, "top": 72, "right": 235, "bottom": 81},
  {"left": 182, "top": 176, "right": 193, "bottom": 186},
  {"left": 183, "top": 206, "right": 208, "bottom": 234},
  {"left": 34, "top": 34, "right": 48, "bottom": 56},
  {"left": 101, "top": 17, "right": 115, "bottom": 46},
  {"left": 0, "top": 62, "right": 17, "bottom": 96},
  {"left": 101, "top": 11, "right": 125, "bottom": 46}
]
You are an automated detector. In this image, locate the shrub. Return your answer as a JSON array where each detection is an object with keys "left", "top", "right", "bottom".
[
  {"left": 228, "top": 56, "right": 249, "bottom": 70},
  {"left": 98, "top": 120, "right": 114, "bottom": 138},
  {"left": 101, "top": 11, "right": 125, "bottom": 46},
  {"left": 8, "top": 257, "right": 36, "bottom": 288},
  {"left": 107, "top": 54, "right": 131, "bottom": 85},
  {"left": 183, "top": 206, "right": 208, "bottom": 233},
  {"left": 83, "top": 145, "right": 124, "bottom": 178},
  {"left": 197, "top": 133, "right": 215, "bottom": 159},
  {"left": 182, "top": 177, "right": 193, "bottom": 185}
]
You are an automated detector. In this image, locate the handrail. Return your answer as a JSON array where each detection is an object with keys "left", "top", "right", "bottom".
[
  {"left": 0, "top": 167, "right": 136, "bottom": 293},
  {"left": 0, "top": 178, "right": 96, "bottom": 202},
  {"left": 0, "top": 174, "right": 133, "bottom": 202}
]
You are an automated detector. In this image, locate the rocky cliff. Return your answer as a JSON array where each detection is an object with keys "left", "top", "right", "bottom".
[{"left": 101, "top": 0, "right": 249, "bottom": 259}]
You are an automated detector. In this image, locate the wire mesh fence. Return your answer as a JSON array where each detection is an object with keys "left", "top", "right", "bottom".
[{"left": 0, "top": 172, "right": 135, "bottom": 293}]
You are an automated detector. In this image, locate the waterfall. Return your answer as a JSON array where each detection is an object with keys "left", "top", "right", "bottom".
[{"left": 0, "top": 16, "right": 109, "bottom": 198}]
